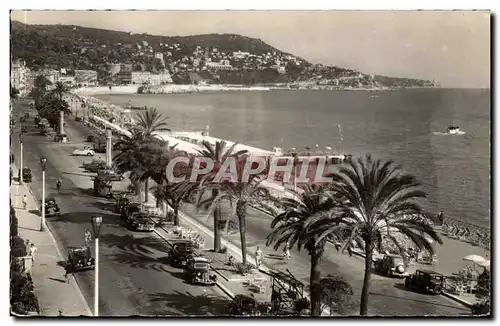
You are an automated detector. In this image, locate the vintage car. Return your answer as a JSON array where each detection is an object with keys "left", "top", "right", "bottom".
[
  {"left": 375, "top": 254, "right": 409, "bottom": 277},
  {"left": 21, "top": 126, "right": 29, "bottom": 133},
  {"left": 44, "top": 197, "right": 61, "bottom": 217},
  {"left": 72, "top": 147, "right": 95, "bottom": 156},
  {"left": 126, "top": 212, "right": 155, "bottom": 232},
  {"left": 83, "top": 160, "right": 107, "bottom": 173},
  {"left": 86, "top": 135, "right": 96, "bottom": 143},
  {"left": 228, "top": 294, "right": 261, "bottom": 316},
  {"left": 185, "top": 256, "right": 217, "bottom": 285},
  {"left": 120, "top": 201, "right": 142, "bottom": 219},
  {"left": 166, "top": 240, "right": 194, "bottom": 267},
  {"left": 97, "top": 168, "right": 124, "bottom": 181},
  {"left": 114, "top": 196, "right": 131, "bottom": 214},
  {"left": 67, "top": 246, "right": 95, "bottom": 271},
  {"left": 19, "top": 168, "right": 32, "bottom": 183},
  {"left": 404, "top": 269, "right": 445, "bottom": 295}
]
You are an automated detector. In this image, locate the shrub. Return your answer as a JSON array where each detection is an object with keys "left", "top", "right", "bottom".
[
  {"left": 10, "top": 271, "right": 40, "bottom": 315},
  {"left": 235, "top": 262, "right": 255, "bottom": 275},
  {"left": 10, "top": 205, "right": 18, "bottom": 237},
  {"left": 11, "top": 236, "right": 26, "bottom": 258},
  {"left": 318, "top": 274, "right": 355, "bottom": 315}
]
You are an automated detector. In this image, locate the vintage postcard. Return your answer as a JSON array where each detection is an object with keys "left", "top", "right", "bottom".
[{"left": 9, "top": 9, "right": 491, "bottom": 317}]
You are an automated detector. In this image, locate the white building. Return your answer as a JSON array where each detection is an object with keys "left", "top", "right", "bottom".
[
  {"left": 233, "top": 51, "right": 250, "bottom": 59},
  {"left": 205, "top": 61, "right": 233, "bottom": 70},
  {"left": 74, "top": 70, "right": 98, "bottom": 86},
  {"left": 11, "top": 60, "right": 31, "bottom": 95}
]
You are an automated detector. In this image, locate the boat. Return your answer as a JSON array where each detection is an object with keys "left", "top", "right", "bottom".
[{"left": 446, "top": 126, "right": 460, "bottom": 135}]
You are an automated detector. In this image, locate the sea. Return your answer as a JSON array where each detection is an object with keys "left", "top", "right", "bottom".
[{"left": 94, "top": 88, "right": 491, "bottom": 230}]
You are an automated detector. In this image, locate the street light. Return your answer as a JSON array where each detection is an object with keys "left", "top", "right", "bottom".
[
  {"left": 40, "top": 157, "right": 47, "bottom": 231},
  {"left": 19, "top": 133, "right": 23, "bottom": 184},
  {"left": 90, "top": 215, "right": 103, "bottom": 317}
]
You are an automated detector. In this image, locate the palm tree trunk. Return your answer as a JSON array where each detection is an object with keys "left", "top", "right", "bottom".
[
  {"left": 360, "top": 241, "right": 374, "bottom": 315},
  {"left": 144, "top": 178, "right": 149, "bottom": 203},
  {"left": 212, "top": 189, "right": 222, "bottom": 252},
  {"left": 173, "top": 202, "right": 180, "bottom": 226},
  {"left": 237, "top": 205, "right": 247, "bottom": 265},
  {"left": 309, "top": 251, "right": 322, "bottom": 316}
]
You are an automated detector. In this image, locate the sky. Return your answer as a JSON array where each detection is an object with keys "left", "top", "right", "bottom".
[{"left": 10, "top": 10, "right": 491, "bottom": 88}]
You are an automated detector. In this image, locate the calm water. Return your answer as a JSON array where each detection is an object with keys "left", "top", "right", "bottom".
[{"left": 95, "top": 89, "right": 491, "bottom": 229}]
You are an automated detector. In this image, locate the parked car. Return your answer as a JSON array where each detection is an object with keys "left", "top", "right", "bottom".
[
  {"left": 19, "top": 168, "right": 32, "bottom": 183},
  {"left": 86, "top": 135, "right": 96, "bottom": 143},
  {"left": 97, "top": 168, "right": 124, "bottom": 181},
  {"left": 166, "top": 240, "right": 194, "bottom": 267},
  {"left": 75, "top": 116, "right": 82, "bottom": 122},
  {"left": 21, "top": 126, "right": 28, "bottom": 133},
  {"left": 404, "top": 269, "right": 445, "bottom": 295},
  {"left": 375, "top": 254, "right": 408, "bottom": 277},
  {"left": 229, "top": 294, "right": 261, "bottom": 316},
  {"left": 125, "top": 212, "right": 155, "bottom": 232},
  {"left": 72, "top": 147, "right": 95, "bottom": 156},
  {"left": 44, "top": 197, "right": 61, "bottom": 217},
  {"left": 67, "top": 246, "right": 95, "bottom": 271},
  {"left": 83, "top": 160, "right": 107, "bottom": 173},
  {"left": 185, "top": 256, "right": 217, "bottom": 285}
]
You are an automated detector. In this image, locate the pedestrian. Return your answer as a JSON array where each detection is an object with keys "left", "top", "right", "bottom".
[
  {"left": 437, "top": 210, "right": 444, "bottom": 225},
  {"left": 84, "top": 229, "right": 92, "bottom": 247},
  {"left": 29, "top": 244, "right": 37, "bottom": 262},
  {"left": 64, "top": 264, "right": 73, "bottom": 283},
  {"left": 22, "top": 195, "right": 28, "bottom": 210},
  {"left": 255, "top": 246, "right": 263, "bottom": 268}
]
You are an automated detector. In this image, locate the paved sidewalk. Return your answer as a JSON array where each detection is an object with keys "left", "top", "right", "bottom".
[{"left": 10, "top": 178, "right": 92, "bottom": 316}]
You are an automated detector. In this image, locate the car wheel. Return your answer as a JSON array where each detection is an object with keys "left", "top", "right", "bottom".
[
  {"left": 404, "top": 278, "right": 410, "bottom": 288},
  {"left": 433, "top": 286, "right": 442, "bottom": 295},
  {"left": 87, "top": 152, "right": 93, "bottom": 156}
]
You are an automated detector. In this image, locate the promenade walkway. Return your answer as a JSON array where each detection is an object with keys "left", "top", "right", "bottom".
[{"left": 10, "top": 176, "right": 92, "bottom": 316}]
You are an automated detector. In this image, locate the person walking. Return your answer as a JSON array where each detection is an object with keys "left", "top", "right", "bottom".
[
  {"left": 29, "top": 244, "right": 37, "bottom": 262},
  {"left": 64, "top": 264, "right": 73, "bottom": 283},
  {"left": 437, "top": 210, "right": 444, "bottom": 225},
  {"left": 255, "top": 246, "right": 263, "bottom": 268},
  {"left": 84, "top": 229, "right": 92, "bottom": 247},
  {"left": 22, "top": 194, "right": 28, "bottom": 210}
]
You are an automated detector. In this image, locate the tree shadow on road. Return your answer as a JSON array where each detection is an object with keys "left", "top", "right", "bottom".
[
  {"left": 100, "top": 233, "right": 170, "bottom": 254},
  {"left": 148, "top": 291, "right": 231, "bottom": 316},
  {"left": 108, "top": 250, "right": 171, "bottom": 272},
  {"left": 49, "top": 211, "right": 120, "bottom": 226},
  {"left": 88, "top": 201, "right": 116, "bottom": 213},
  {"left": 370, "top": 290, "right": 469, "bottom": 312}
]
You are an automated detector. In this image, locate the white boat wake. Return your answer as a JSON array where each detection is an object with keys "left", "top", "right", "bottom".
[{"left": 432, "top": 131, "right": 466, "bottom": 136}]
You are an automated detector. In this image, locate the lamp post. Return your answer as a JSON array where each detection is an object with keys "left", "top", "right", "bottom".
[
  {"left": 19, "top": 133, "right": 23, "bottom": 184},
  {"left": 90, "top": 215, "right": 103, "bottom": 317},
  {"left": 40, "top": 157, "right": 47, "bottom": 231}
]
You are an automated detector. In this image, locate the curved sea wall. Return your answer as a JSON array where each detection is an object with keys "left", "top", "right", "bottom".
[
  {"left": 140, "top": 84, "right": 271, "bottom": 94},
  {"left": 73, "top": 86, "right": 138, "bottom": 95}
]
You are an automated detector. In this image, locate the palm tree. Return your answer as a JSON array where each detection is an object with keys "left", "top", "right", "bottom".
[
  {"left": 51, "top": 81, "right": 69, "bottom": 101},
  {"left": 195, "top": 140, "right": 248, "bottom": 252},
  {"left": 114, "top": 132, "right": 174, "bottom": 202},
  {"left": 319, "top": 154, "right": 442, "bottom": 315},
  {"left": 266, "top": 184, "right": 336, "bottom": 316},
  {"left": 153, "top": 181, "right": 198, "bottom": 226},
  {"left": 135, "top": 107, "right": 170, "bottom": 137},
  {"left": 197, "top": 160, "right": 270, "bottom": 265}
]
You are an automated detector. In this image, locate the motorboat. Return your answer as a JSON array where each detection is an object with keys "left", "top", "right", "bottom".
[{"left": 446, "top": 126, "right": 460, "bottom": 135}]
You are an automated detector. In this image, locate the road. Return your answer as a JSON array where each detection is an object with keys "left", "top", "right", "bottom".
[{"left": 12, "top": 99, "right": 230, "bottom": 316}]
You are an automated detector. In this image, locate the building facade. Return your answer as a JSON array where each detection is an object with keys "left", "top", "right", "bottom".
[
  {"left": 74, "top": 70, "right": 98, "bottom": 86},
  {"left": 11, "top": 60, "right": 31, "bottom": 96},
  {"left": 117, "top": 71, "right": 172, "bottom": 85}
]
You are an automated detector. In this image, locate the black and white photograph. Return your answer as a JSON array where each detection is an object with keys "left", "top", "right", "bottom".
[{"left": 8, "top": 8, "right": 491, "bottom": 317}]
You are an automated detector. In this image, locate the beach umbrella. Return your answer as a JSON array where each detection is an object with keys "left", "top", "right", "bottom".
[
  {"left": 477, "top": 260, "right": 490, "bottom": 268},
  {"left": 463, "top": 255, "right": 486, "bottom": 264}
]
